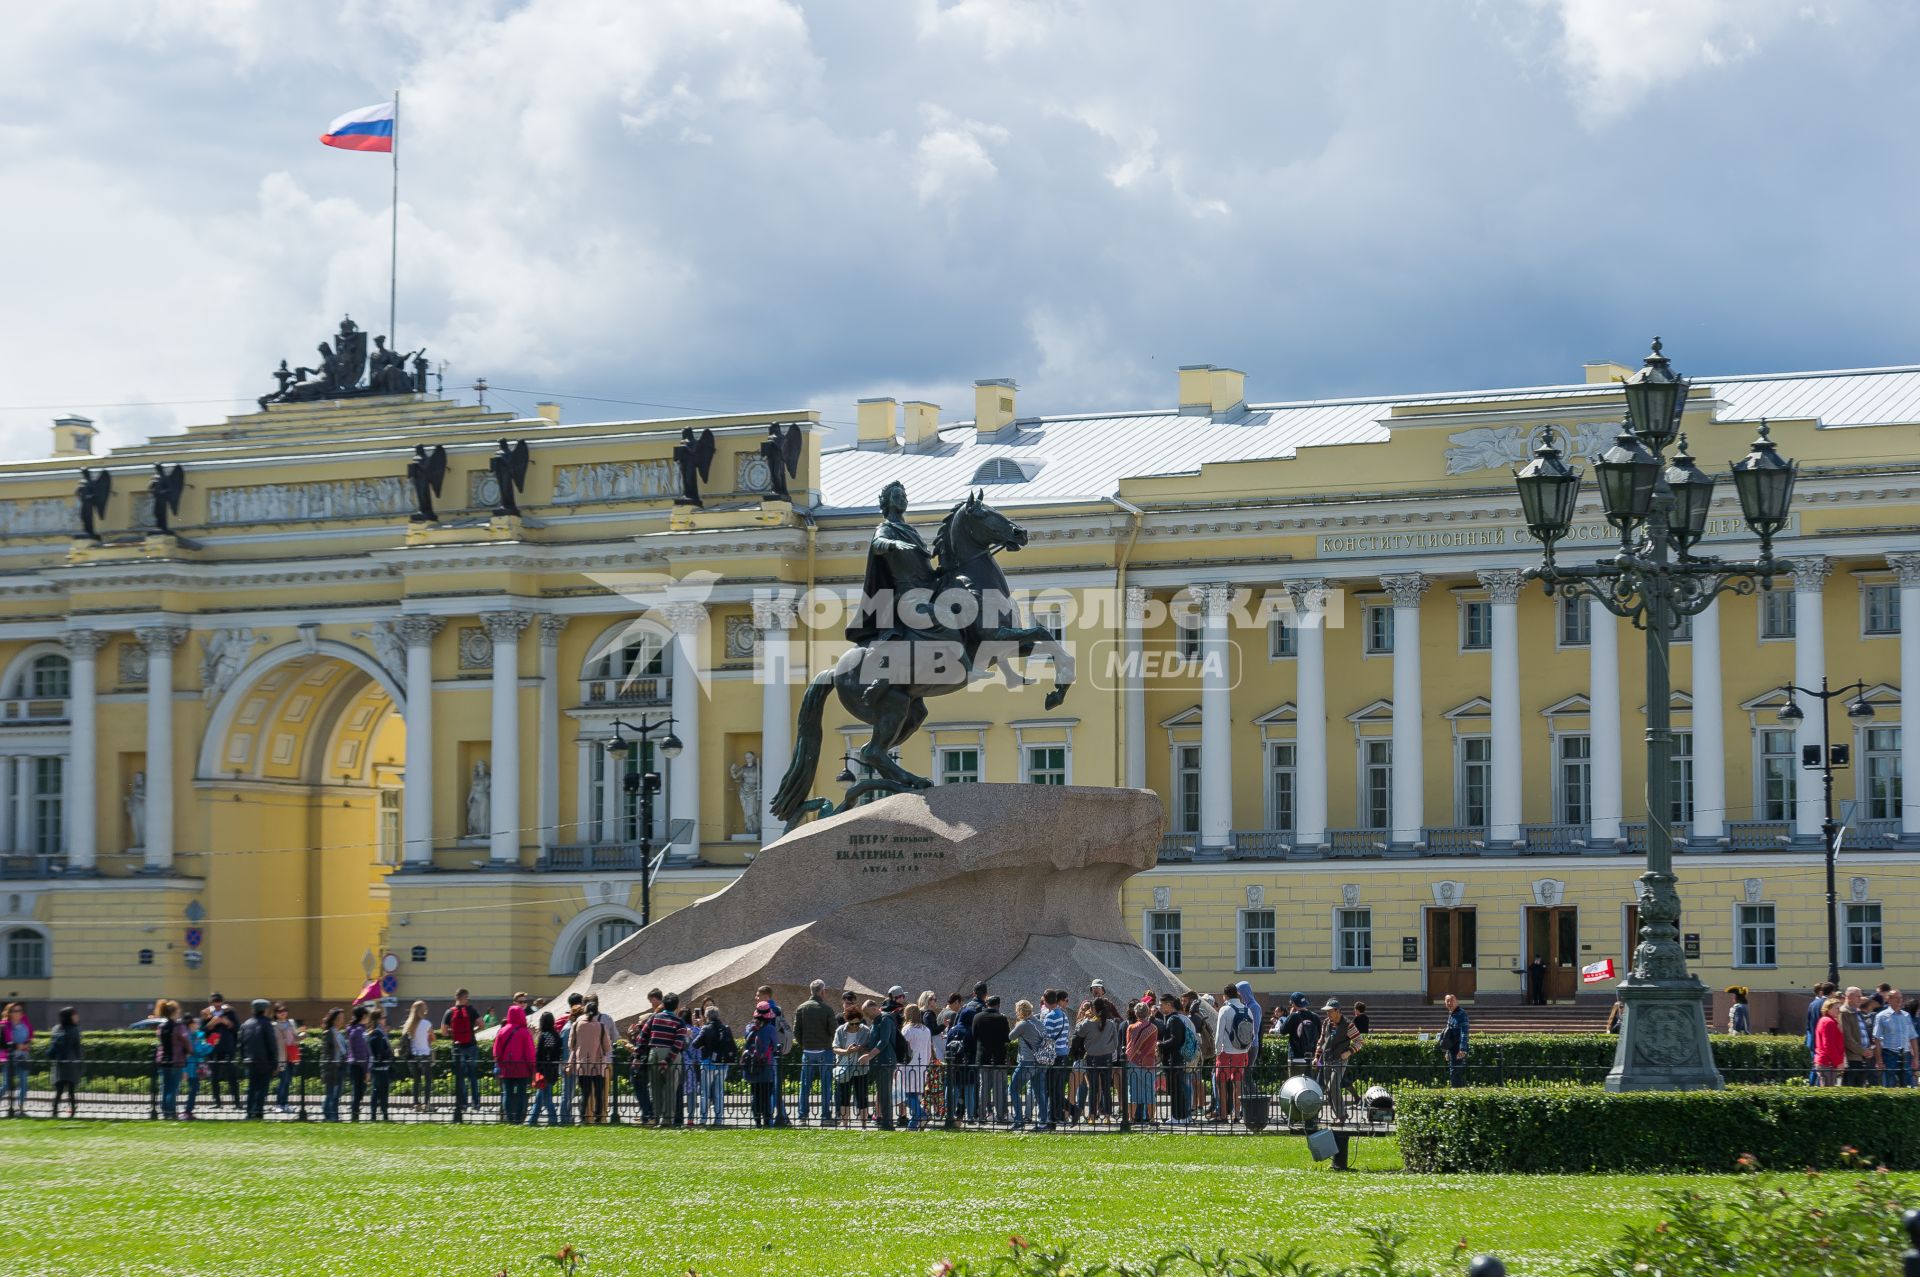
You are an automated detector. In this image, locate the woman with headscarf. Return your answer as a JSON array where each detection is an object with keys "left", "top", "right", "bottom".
[
  {"left": 492, "top": 1003, "right": 536, "bottom": 1124},
  {"left": 566, "top": 999, "right": 612, "bottom": 1124},
  {"left": 743, "top": 1001, "right": 780, "bottom": 1127}
]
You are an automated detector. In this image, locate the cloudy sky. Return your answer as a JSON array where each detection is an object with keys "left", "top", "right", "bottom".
[{"left": 2, "top": 0, "right": 1916, "bottom": 457}]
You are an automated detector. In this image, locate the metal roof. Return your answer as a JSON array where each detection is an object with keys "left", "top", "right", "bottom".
[{"left": 816, "top": 365, "right": 1920, "bottom": 512}]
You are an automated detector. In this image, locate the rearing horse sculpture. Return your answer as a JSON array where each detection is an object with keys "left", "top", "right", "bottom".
[{"left": 770, "top": 490, "right": 1073, "bottom": 826}]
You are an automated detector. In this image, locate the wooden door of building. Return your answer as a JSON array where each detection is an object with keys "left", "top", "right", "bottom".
[
  {"left": 1527, "top": 906, "right": 1580, "bottom": 1002},
  {"left": 1426, "top": 908, "right": 1478, "bottom": 1002}
]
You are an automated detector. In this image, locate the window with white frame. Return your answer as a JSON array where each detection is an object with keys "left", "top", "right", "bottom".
[
  {"left": 1735, "top": 904, "right": 1777, "bottom": 967},
  {"left": 26, "top": 653, "right": 70, "bottom": 699},
  {"left": 1269, "top": 613, "right": 1297, "bottom": 659},
  {"left": 585, "top": 629, "right": 668, "bottom": 704},
  {"left": 1670, "top": 610, "right": 1692, "bottom": 642},
  {"left": 1457, "top": 735, "right": 1491, "bottom": 828},
  {"left": 1266, "top": 742, "right": 1296, "bottom": 832},
  {"left": 1361, "top": 739, "right": 1392, "bottom": 830},
  {"left": 1335, "top": 907, "right": 1372, "bottom": 971},
  {"left": 1025, "top": 745, "right": 1067, "bottom": 786},
  {"left": 939, "top": 747, "right": 981, "bottom": 785},
  {"left": 1147, "top": 910, "right": 1182, "bottom": 972},
  {"left": 30, "top": 756, "right": 62, "bottom": 855},
  {"left": 1759, "top": 728, "right": 1797, "bottom": 821},
  {"left": 1865, "top": 584, "right": 1901, "bottom": 636},
  {"left": 576, "top": 916, "right": 640, "bottom": 969},
  {"left": 1558, "top": 594, "right": 1590, "bottom": 646},
  {"left": 3, "top": 927, "right": 47, "bottom": 979},
  {"left": 1364, "top": 605, "right": 1394, "bottom": 654},
  {"left": 1174, "top": 743, "right": 1201, "bottom": 833},
  {"left": 1031, "top": 606, "right": 1065, "bottom": 644},
  {"left": 1177, "top": 619, "right": 1202, "bottom": 662},
  {"left": 1460, "top": 600, "right": 1491, "bottom": 651},
  {"left": 1760, "top": 589, "right": 1795, "bottom": 640},
  {"left": 1864, "top": 726, "right": 1901, "bottom": 820},
  {"left": 377, "top": 789, "right": 402, "bottom": 866},
  {"left": 589, "top": 741, "right": 661, "bottom": 843},
  {"left": 1844, "top": 902, "right": 1883, "bottom": 967},
  {"left": 1670, "top": 730, "right": 1694, "bottom": 824},
  {"left": 1556, "top": 734, "right": 1591, "bottom": 826},
  {"left": 1239, "top": 908, "right": 1276, "bottom": 972}
]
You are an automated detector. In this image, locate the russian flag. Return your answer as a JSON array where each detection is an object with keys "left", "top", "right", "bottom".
[{"left": 321, "top": 101, "right": 394, "bottom": 153}]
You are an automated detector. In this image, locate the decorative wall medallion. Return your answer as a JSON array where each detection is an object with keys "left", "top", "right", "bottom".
[
  {"left": 736, "top": 452, "right": 773, "bottom": 494},
  {"left": 1152, "top": 886, "right": 1171, "bottom": 910},
  {"left": 1851, "top": 876, "right": 1870, "bottom": 902},
  {"left": 1245, "top": 885, "right": 1265, "bottom": 908},
  {"left": 458, "top": 627, "right": 492, "bottom": 670},
  {"left": 1743, "top": 878, "right": 1763, "bottom": 903},
  {"left": 118, "top": 642, "right": 149, "bottom": 688},
  {"left": 1431, "top": 880, "right": 1465, "bottom": 906},
  {"left": 469, "top": 471, "right": 501, "bottom": 511},
  {"left": 1341, "top": 883, "right": 1360, "bottom": 907},
  {"left": 724, "top": 616, "right": 757, "bottom": 660},
  {"left": 1532, "top": 878, "right": 1565, "bottom": 906},
  {"left": 1630, "top": 1005, "right": 1702, "bottom": 1069}
]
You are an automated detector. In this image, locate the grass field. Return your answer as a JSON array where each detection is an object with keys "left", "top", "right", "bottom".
[{"left": 0, "top": 1121, "right": 1854, "bottom": 1276}]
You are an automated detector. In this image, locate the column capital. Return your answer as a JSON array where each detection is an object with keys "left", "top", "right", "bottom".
[
  {"left": 1285, "top": 577, "right": 1332, "bottom": 616},
  {"left": 135, "top": 624, "right": 188, "bottom": 654},
  {"left": 481, "top": 610, "right": 534, "bottom": 644},
  {"left": 537, "top": 613, "right": 569, "bottom": 646},
  {"left": 1123, "top": 585, "right": 1150, "bottom": 623},
  {"left": 1380, "top": 572, "right": 1430, "bottom": 608},
  {"left": 1476, "top": 569, "right": 1527, "bottom": 605},
  {"left": 60, "top": 629, "right": 109, "bottom": 658},
  {"left": 1788, "top": 556, "right": 1832, "bottom": 593},
  {"left": 396, "top": 615, "right": 445, "bottom": 648},
  {"left": 1192, "top": 582, "right": 1233, "bottom": 618},
  {"left": 751, "top": 593, "right": 799, "bottom": 633},
  {"left": 1888, "top": 552, "right": 1920, "bottom": 588},
  {"left": 663, "top": 600, "right": 707, "bottom": 634}
]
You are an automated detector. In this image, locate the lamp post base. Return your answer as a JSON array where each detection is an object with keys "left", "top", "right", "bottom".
[{"left": 1604, "top": 976, "right": 1724, "bottom": 1092}]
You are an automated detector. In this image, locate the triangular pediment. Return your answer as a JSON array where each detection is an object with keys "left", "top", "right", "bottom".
[
  {"left": 1540, "top": 693, "right": 1590, "bottom": 717},
  {"left": 1160, "top": 705, "right": 1203, "bottom": 729},
  {"left": 1443, "top": 696, "right": 1491, "bottom": 719},
  {"left": 1346, "top": 698, "right": 1394, "bottom": 723},
  {"left": 1252, "top": 703, "right": 1297, "bottom": 725}
]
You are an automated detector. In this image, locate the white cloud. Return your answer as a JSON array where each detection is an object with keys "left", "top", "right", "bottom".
[
  {"left": 914, "top": 106, "right": 1007, "bottom": 203},
  {"left": 1545, "top": 0, "right": 1809, "bottom": 125}
]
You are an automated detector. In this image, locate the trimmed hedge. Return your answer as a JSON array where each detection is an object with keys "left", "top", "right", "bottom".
[
  {"left": 1332, "top": 1032, "right": 1806, "bottom": 1083},
  {"left": 1397, "top": 1085, "right": 1920, "bottom": 1173}
]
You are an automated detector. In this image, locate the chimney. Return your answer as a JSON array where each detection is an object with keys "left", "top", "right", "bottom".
[
  {"left": 1178, "top": 365, "right": 1246, "bottom": 420},
  {"left": 902, "top": 400, "right": 941, "bottom": 450},
  {"left": 856, "top": 397, "right": 899, "bottom": 450},
  {"left": 52, "top": 414, "right": 95, "bottom": 457},
  {"left": 536, "top": 402, "right": 561, "bottom": 424},
  {"left": 974, "top": 378, "right": 1017, "bottom": 439},
  {"left": 1584, "top": 360, "right": 1633, "bottom": 385}
]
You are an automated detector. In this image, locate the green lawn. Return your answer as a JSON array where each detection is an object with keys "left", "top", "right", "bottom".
[{"left": 0, "top": 1121, "right": 1861, "bottom": 1275}]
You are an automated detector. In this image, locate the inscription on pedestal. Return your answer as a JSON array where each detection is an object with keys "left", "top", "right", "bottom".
[{"left": 835, "top": 832, "right": 948, "bottom": 875}]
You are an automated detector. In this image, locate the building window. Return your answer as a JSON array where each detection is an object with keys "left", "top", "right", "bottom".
[
  {"left": 27, "top": 653, "right": 70, "bottom": 699},
  {"left": 1864, "top": 727, "right": 1901, "bottom": 820},
  {"left": 1025, "top": 745, "right": 1067, "bottom": 786},
  {"left": 1239, "top": 908, "right": 1276, "bottom": 972},
  {"left": 1556, "top": 734, "right": 1591, "bottom": 826},
  {"left": 1173, "top": 743, "right": 1201, "bottom": 834},
  {"left": 589, "top": 742, "right": 661, "bottom": 844},
  {"left": 1844, "top": 903, "right": 1884, "bottom": 967},
  {"left": 584, "top": 630, "right": 668, "bottom": 705},
  {"left": 575, "top": 916, "right": 639, "bottom": 969},
  {"left": 1361, "top": 739, "right": 1392, "bottom": 830},
  {"left": 1760, "top": 589, "right": 1795, "bottom": 639},
  {"left": 1147, "top": 910, "right": 1182, "bottom": 972},
  {"left": 30, "top": 756, "right": 62, "bottom": 856},
  {"left": 377, "top": 789, "right": 402, "bottom": 866},
  {"left": 1267, "top": 742, "right": 1296, "bottom": 832},
  {"left": 1759, "top": 728, "right": 1797, "bottom": 821},
  {"left": 938, "top": 747, "right": 981, "bottom": 785},
  {"left": 1460, "top": 600, "right": 1491, "bottom": 651},
  {"left": 1670, "top": 611, "right": 1692, "bottom": 642},
  {"left": 1559, "top": 594, "right": 1590, "bottom": 647},
  {"left": 1031, "top": 607, "right": 1065, "bottom": 644},
  {"left": 1865, "top": 584, "right": 1901, "bottom": 636},
  {"left": 3, "top": 927, "right": 47, "bottom": 979},
  {"left": 1670, "top": 730, "right": 1694, "bottom": 824},
  {"left": 1735, "top": 904, "right": 1777, "bottom": 967},
  {"left": 1335, "top": 907, "right": 1372, "bottom": 971},
  {"left": 1269, "top": 614, "right": 1297, "bottom": 659},
  {"left": 1364, "top": 606, "right": 1394, "bottom": 655},
  {"left": 1457, "top": 736, "right": 1491, "bottom": 828}
]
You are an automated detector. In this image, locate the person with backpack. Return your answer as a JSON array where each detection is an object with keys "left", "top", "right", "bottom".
[
  {"left": 639, "top": 992, "right": 691, "bottom": 1127},
  {"left": 865, "top": 987, "right": 906, "bottom": 1131},
  {"left": 1157, "top": 993, "right": 1196, "bottom": 1124},
  {"left": 743, "top": 1001, "right": 780, "bottom": 1126},
  {"left": 753, "top": 984, "right": 794, "bottom": 1127},
  {"left": 1008, "top": 998, "right": 1053, "bottom": 1129},
  {"left": 530, "top": 1010, "right": 564, "bottom": 1126},
  {"left": 692, "top": 1005, "right": 737, "bottom": 1125},
  {"left": 440, "top": 989, "right": 481, "bottom": 1121},
  {"left": 1214, "top": 984, "right": 1258, "bottom": 1125},
  {"left": 367, "top": 1006, "right": 396, "bottom": 1121},
  {"left": 1279, "top": 992, "right": 1321, "bottom": 1076},
  {"left": 239, "top": 998, "right": 283, "bottom": 1120},
  {"left": 1439, "top": 993, "right": 1469, "bottom": 1088},
  {"left": 152, "top": 999, "right": 190, "bottom": 1120}
]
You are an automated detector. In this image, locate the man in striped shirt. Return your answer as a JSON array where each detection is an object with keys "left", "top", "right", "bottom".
[
  {"left": 1874, "top": 988, "right": 1917, "bottom": 1088},
  {"left": 640, "top": 993, "right": 691, "bottom": 1125},
  {"left": 1042, "top": 989, "right": 1073, "bottom": 1128}
]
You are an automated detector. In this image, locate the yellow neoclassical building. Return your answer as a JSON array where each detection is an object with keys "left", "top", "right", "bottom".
[{"left": 3, "top": 345, "right": 1919, "bottom": 1018}]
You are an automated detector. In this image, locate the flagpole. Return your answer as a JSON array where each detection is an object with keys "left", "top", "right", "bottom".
[{"left": 388, "top": 88, "right": 399, "bottom": 349}]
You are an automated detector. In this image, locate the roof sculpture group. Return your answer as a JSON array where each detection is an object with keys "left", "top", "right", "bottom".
[{"left": 258, "top": 315, "right": 427, "bottom": 410}]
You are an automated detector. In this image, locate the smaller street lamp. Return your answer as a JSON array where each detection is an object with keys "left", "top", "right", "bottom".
[
  {"left": 1774, "top": 679, "right": 1879, "bottom": 984},
  {"left": 603, "top": 717, "right": 681, "bottom": 926}
]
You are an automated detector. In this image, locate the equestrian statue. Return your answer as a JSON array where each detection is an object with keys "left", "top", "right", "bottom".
[{"left": 769, "top": 481, "right": 1073, "bottom": 829}]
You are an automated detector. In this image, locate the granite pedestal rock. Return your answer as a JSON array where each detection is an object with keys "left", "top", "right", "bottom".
[{"left": 554, "top": 784, "right": 1179, "bottom": 1025}]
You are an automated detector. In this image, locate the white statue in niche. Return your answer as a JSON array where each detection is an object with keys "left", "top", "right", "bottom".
[
  {"left": 125, "top": 772, "right": 147, "bottom": 846},
  {"left": 466, "top": 761, "right": 491, "bottom": 837},
  {"left": 731, "top": 752, "right": 761, "bottom": 837}
]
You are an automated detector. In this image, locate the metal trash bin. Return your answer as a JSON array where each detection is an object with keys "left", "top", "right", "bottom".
[{"left": 1240, "top": 1092, "right": 1271, "bottom": 1132}]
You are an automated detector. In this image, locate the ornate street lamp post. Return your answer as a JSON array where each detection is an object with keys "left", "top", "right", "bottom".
[
  {"left": 605, "top": 717, "right": 684, "bottom": 926},
  {"left": 1774, "top": 680, "right": 1878, "bottom": 985},
  {"left": 1513, "top": 338, "right": 1798, "bottom": 1091}
]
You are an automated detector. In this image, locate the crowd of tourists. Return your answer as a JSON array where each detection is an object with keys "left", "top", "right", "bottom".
[{"left": 1802, "top": 982, "right": 1920, "bottom": 1087}]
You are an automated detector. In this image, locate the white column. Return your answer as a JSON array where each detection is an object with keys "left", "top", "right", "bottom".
[
  {"left": 484, "top": 610, "right": 533, "bottom": 864},
  {"left": 10, "top": 757, "right": 30, "bottom": 856},
  {"left": 397, "top": 616, "right": 442, "bottom": 868},
  {"left": 1196, "top": 583, "right": 1234, "bottom": 854},
  {"left": 0, "top": 753, "right": 12, "bottom": 855},
  {"left": 667, "top": 601, "right": 707, "bottom": 859},
  {"left": 1792, "top": 557, "right": 1832, "bottom": 840},
  {"left": 136, "top": 624, "right": 186, "bottom": 872},
  {"left": 1891, "top": 554, "right": 1920, "bottom": 842},
  {"left": 1123, "top": 586, "right": 1148, "bottom": 790},
  {"left": 754, "top": 594, "right": 798, "bottom": 847},
  {"left": 1689, "top": 598, "right": 1725, "bottom": 846},
  {"left": 1288, "top": 579, "right": 1330, "bottom": 849},
  {"left": 61, "top": 631, "right": 105, "bottom": 870},
  {"left": 1381, "top": 573, "right": 1429, "bottom": 848},
  {"left": 1589, "top": 597, "right": 1623, "bottom": 844},
  {"left": 1480, "top": 570, "right": 1525, "bottom": 844},
  {"left": 599, "top": 744, "right": 622, "bottom": 841},
  {"left": 537, "top": 614, "right": 566, "bottom": 855}
]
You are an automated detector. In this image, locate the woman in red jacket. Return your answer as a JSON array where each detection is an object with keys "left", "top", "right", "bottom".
[
  {"left": 491, "top": 1004, "right": 537, "bottom": 1123},
  {"left": 1812, "top": 996, "right": 1846, "bottom": 1087}
]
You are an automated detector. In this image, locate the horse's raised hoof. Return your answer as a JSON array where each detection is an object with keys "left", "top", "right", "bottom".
[{"left": 1044, "top": 687, "right": 1069, "bottom": 710}]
